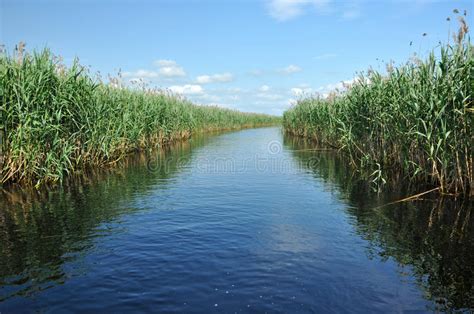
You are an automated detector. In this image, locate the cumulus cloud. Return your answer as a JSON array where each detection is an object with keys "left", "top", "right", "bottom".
[
  {"left": 259, "top": 85, "right": 270, "bottom": 92},
  {"left": 187, "top": 87, "right": 245, "bottom": 109},
  {"left": 160, "top": 67, "right": 186, "bottom": 77},
  {"left": 290, "top": 87, "right": 313, "bottom": 96},
  {"left": 123, "top": 59, "right": 186, "bottom": 81},
  {"left": 169, "top": 84, "right": 203, "bottom": 95},
  {"left": 196, "top": 73, "right": 234, "bottom": 84},
  {"left": 319, "top": 78, "right": 356, "bottom": 93},
  {"left": 314, "top": 77, "right": 371, "bottom": 98},
  {"left": 255, "top": 84, "right": 285, "bottom": 100},
  {"left": 154, "top": 59, "right": 186, "bottom": 77},
  {"left": 278, "top": 64, "right": 302, "bottom": 74},
  {"left": 266, "top": 0, "right": 332, "bottom": 21}
]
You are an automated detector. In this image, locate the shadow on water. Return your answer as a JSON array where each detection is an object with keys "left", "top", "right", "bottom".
[
  {"left": 0, "top": 133, "right": 212, "bottom": 301},
  {"left": 284, "top": 134, "right": 474, "bottom": 311}
]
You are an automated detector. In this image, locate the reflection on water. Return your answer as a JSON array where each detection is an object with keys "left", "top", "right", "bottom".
[
  {"left": 284, "top": 134, "right": 474, "bottom": 310},
  {"left": 0, "top": 135, "right": 210, "bottom": 301},
  {"left": 0, "top": 127, "right": 472, "bottom": 312}
]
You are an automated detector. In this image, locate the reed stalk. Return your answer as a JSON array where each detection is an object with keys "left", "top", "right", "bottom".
[
  {"left": 283, "top": 15, "right": 473, "bottom": 196},
  {"left": 0, "top": 49, "right": 279, "bottom": 186}
]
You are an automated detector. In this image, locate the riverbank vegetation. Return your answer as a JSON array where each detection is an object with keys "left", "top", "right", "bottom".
[
  {"left": 285, "top": 134, "right": 474, "bottom": 311},
  {"left": 283, "top": 13, "right": 473, "bottom": 196},
  {"left": 0, "top": 48, "right": 279, "bottom": 187}
]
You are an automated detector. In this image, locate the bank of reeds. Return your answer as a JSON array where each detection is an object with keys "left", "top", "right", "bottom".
[
  {"left": 283, "top": 14, "right": 473, "bottom": 196},
  {"left": 0, "top": 48, "right": 279, "bottom": 186}
]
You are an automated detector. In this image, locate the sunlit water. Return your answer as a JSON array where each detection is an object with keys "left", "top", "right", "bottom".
[{"left": 1, "top": 127, "right": 472, "bottom": 312}]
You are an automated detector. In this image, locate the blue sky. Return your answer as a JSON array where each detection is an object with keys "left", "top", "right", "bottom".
[{"left": 1, "top": 0, "right": 472, "bottom": 115}]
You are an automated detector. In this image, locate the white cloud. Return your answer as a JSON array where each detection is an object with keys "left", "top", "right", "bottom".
[
  {"left": 255, "top": 84, "right": 285, "bottom": 100},
  {"left": 169, "top": 84, "right": 203, "bottom": 95},
  {"left": 154, "top": 59, "right": 186, "bottom": 77},
  {"left": 290, "top": 86, "right": 315, "bottom": 98},
  {"left": 196, "top": 73, "right": 234, "bottom": 84},
  {"left": 122, "top": 69, "right": 159, "bottom": 79},
  {"left": 278, "top": 64, "right": 302, "bottom": 74},
  {"left": 291, "top": 88, "right": 302, "bottom": 95},
  {"left": 318, "top": 81, "right": 345, "bottom": 93},
  {"left": 160, "top": 67, "right": 186, "bottom": 77},
  {"left": 288, "top": 98, "right": 298, "bottom": 106},
  {"left": 266, "top": 0, "right": 332, "bottom": 21},
  {"left": 290, "top": 87, "right": 313, "bottom": 96},
  {"left": 259, "top": 85, "right": 270, "bottom": 92},
  {"left": 316, "top": 77, "right": 371, "bottom": 97},
  {"left": 123, "top": 59, "right": 186, "bottom": 80}
]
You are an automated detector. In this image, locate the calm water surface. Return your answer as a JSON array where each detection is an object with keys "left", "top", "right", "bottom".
[{"left": 1, "top": 127, "right": 473, "bottom": 313}]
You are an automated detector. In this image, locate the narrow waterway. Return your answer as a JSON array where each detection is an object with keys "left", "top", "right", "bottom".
[{"left": 0, "top": 127, "right": 472, "bottom": 312}]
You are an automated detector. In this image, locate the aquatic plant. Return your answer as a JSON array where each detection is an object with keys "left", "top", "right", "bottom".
[
  {"left": 0, "top": 48, "right": 279, "bottom": 186},
  {"left": 283, "top": 13, "right": 473, "bottom": 196}
]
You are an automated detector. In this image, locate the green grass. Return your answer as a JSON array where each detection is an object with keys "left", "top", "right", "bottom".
[
  {"left": 283, "top": 16, "right": 473, "bottom": 195},
  {"left": 0, "top": 49, "right": 280, "bottom": 187}
]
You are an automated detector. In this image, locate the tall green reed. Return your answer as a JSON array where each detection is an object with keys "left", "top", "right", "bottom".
[
  {"left": 283, "top": 14, "right": 473, "bottom": 196},
  {"left": 0, "top": 48, "right": 279, "bottom": 187}
]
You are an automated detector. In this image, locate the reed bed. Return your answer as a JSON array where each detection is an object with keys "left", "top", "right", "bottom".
[
  {"left": 0, "top": 48, "right": 279, "bottom": 186},
  {"left": 283, "top": 15, "right": 473, "bottom": 195}
]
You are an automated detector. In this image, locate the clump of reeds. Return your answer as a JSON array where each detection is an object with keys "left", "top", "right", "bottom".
[
  {"left": 283, "top": 13, "right": 473, "bottom": 196},
  {"left": 0, "top": 49, "right": 279, "bottom": 187}
]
